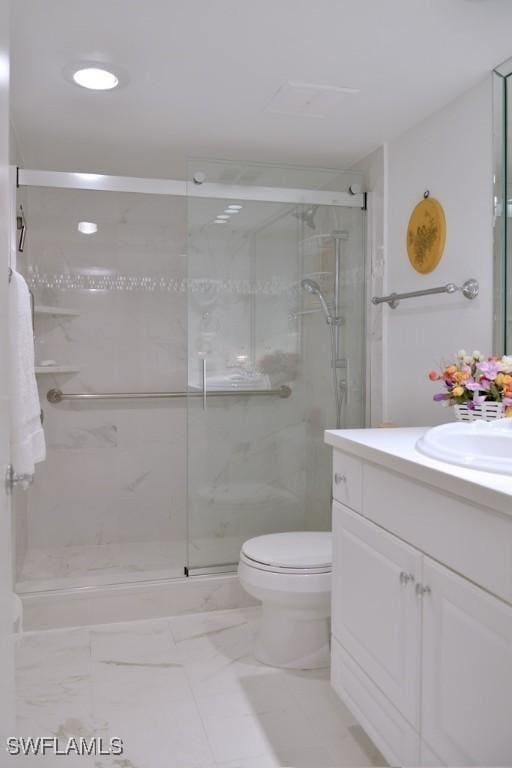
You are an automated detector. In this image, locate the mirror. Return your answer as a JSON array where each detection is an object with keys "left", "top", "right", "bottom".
[{"left": 494, "top": 57, "right": 512, "bottom": 353}]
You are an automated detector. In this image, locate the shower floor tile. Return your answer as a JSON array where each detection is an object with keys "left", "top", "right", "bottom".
[
  {"left": 16, "top": 540, "right": 184, "bottom": 592},
  {"left": 15, "top": 607, "right": 387, "bottom": 768}
]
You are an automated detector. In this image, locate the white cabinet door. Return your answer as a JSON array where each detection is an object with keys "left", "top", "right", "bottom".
[
  {"left": 421, "top": 558, "right": 512, "bottom": 767},
  {"left": 332, "top": 502, "right": 422, "bottom": 726}
]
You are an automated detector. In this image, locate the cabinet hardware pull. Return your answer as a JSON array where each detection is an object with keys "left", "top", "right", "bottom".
[
  {"left": 399, "top": 571, "right": 415, "bottom": 585},
  {"left": 416, "top": 583, "right": 431, "bottom": 596},
  {"left": 334, "top": 473, "right": 346, "bottom": 485}
]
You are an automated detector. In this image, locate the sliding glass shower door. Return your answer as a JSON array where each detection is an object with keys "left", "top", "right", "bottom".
[
  {"left": 15, "top": 185, "right": 189, "bottom": 591},
  {"left": 186, "top": 160, "right": 366, "bottom": 572}
]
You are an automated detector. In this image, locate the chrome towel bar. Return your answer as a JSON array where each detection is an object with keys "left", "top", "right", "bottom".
[
  {"left": 372, "top": 278, "right": 479, "bottom": 309},
  {"left": 47, "top": 386, "right": 292, "bottom": 404}
]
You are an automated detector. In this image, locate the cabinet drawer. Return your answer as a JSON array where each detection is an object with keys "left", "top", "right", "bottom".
[
  {"left": 363, "top": 463, "right": 512, "bottom": 603},
  {"left": 332, "top": 451, "right": 362, "bottom": 511},
  {"left": 331, "top": 638, "right": 420, "bottom": 768}
]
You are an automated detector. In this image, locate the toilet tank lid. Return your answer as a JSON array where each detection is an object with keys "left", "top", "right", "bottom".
[{"left": 241, "top": 532, "right": 332, "bottom": 569}]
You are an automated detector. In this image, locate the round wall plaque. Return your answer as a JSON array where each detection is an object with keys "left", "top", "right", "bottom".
[{"left": 406, "top": 197, "right": 446, "bottom": 274}]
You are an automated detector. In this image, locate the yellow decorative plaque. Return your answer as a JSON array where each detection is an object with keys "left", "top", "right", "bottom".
[{"left": 406, "top": 197, "right": 446, "bottom": 274}]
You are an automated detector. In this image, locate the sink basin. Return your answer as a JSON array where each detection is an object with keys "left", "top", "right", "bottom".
[{"left": 415, "top": 418, "right": 512, "bottom": 474}]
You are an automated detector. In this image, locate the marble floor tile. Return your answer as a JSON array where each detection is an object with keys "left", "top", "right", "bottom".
[
  {"left": 282, "top": 667, "right": 358, "bottom": 739},
  {"left": 214, "top": 757, "right": 282, "bottom": 768},
  {"left": 16, "top": 627, "right": 95, "bottom": 736},
  {"left": 326, "top": 726, "right": 387, "bottom": 768},
  {"left": 15, "top": 607, "right": 385, "bottom": 768},
  {"left": 90, "top": 619, "right": 213, "bottom": 768}
]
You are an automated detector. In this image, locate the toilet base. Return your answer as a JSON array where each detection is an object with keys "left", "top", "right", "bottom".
[{"left": 254, "top": 604, "right": 330, "bottom": 669}]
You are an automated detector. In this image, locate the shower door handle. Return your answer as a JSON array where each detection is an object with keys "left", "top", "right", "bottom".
[
  {"left": 5, "top": 464, "right": 33, "bottom": 495},
  {"left": 202, "top": 358, "right": 207, "bottom": 411}
]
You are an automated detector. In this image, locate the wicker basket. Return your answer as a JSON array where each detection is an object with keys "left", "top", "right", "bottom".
[{"left": 454, "top": 402, "right": 505, "bottom": 422}]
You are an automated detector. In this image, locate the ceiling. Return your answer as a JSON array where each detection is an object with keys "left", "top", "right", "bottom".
[{"left": 10, "top": 0, "right": 512, "bottom": 179}]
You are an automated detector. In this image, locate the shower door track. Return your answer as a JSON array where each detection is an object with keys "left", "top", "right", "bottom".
[
  {"left": 185, "top": 564, "right": 237, "bottom": 577},
  {"left": 17, "top": 169, "right": 366, "bottom": 208}
]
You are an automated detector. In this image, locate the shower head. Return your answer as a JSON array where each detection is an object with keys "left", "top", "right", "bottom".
[
  {"left": 293, "top": 204, "right": 319, "bottom": 231},
  {"left": 300, "top": 278, "right": 322, "bottom": 295},
  {"left": 300, "top": 278, "right": 334, "bottom": 324}
]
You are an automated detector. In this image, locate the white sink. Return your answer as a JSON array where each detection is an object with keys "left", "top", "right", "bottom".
[{"left": 415, "top": 418, "right": 512, "bottom": 475}]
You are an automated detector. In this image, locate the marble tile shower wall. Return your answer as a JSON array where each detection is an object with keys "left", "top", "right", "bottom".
[{"left": 16, "top": 188, "right": 189, "bottom": 590}]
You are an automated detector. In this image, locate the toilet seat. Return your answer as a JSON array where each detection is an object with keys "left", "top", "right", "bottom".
[
  {"left": 240, "top": 551, "right": 331, "bottom": 575},
  {"left": 239, "top": 555, "right": 332, "bottom": 594},
  {"left": 241, "top": 531, "right": 332, "bottom": 574}
]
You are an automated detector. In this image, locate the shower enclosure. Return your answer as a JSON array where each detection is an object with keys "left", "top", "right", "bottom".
[{"left": 13, "top": 160, "right": 366, "bottom": 595}]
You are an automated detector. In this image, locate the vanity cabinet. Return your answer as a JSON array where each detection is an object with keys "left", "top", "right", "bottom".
[{"left": 330, "top": 448, "right": 512, "bottom": 768}]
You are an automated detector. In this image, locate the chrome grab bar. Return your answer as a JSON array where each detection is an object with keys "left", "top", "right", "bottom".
[
  {"left": 47, "top": 386, "right": 292, "bottom": 404},
  {"left": 372, "top": 278, "right": 479, "bottom": 309}
]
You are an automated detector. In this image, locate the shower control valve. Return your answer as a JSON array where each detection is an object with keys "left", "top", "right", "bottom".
[{"left": 334, "top": 473, "right": 346, "bottom": 485}]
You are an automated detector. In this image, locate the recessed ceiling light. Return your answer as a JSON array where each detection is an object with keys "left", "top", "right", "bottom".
[
  {"left": 216, "top": 214, "right": 230, "bottom": 219},
  {"left": 224, "top": 209, "right": 239, "bottom": 214},
  {"left": 214, "top": 219, "right": 227, "bottom": 224},
  {"left": 227, "top": 205, "right": 242, "bottom": 210},
  {"left": 72, "top": 67, "right": 119, "bottom": 90},
  {"left": 78, "top": 221, "right": 98, "bottom": 234}
]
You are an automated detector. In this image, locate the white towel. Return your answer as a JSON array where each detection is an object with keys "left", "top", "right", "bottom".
[{"left": 8, "top": 270, "right": 45, "bottom": 475}]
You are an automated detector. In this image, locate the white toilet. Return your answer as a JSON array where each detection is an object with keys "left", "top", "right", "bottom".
[{"left": 238, "top": 531, "right": 332, "bottom": 669}]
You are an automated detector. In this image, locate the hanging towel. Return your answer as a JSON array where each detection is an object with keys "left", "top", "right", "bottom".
[{"left": 8, "top": 270, "right": 45, "bottom": 475}]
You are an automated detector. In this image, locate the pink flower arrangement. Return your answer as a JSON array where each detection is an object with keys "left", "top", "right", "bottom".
[{"left": 428, "top": 350, "right": 512, "bottom": 412}]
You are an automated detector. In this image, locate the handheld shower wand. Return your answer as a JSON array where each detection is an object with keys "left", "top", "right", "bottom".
[
  {"left": 300, "top": 277, "right": 345, "bottom": 428},
  {"left": 300, "top": 279, "right": 341, "bottom": 325}
]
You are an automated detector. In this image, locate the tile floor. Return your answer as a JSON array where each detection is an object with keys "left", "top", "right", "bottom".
[{"left": 15, "top": 606, "right": 386, "bottom": 767}]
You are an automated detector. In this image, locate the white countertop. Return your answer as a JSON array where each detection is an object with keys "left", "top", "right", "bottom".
[{"left": 325, "top": 427, "right": 512, "bottom": 517}]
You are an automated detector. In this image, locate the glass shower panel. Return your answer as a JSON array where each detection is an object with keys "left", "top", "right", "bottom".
[
  {"left": 300, "top": 204, "right": 366, "bottom": 533},
  {"left": 187, "top": 161, "right": 365, "bottom": 571},
  {"left": 15, "top": 186, "right": 188, "bottom": 592},
  {"left": 187, "top": 194, "right": 305, "bottom": 570}
]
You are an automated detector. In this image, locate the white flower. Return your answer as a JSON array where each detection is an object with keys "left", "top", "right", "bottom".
[
  {"left": 464, "top": 356, "right": 473, "bottom": 365},
  {"left": 472, "top": 350, "right": 483, "bottom": 361},
  {"left": 501, "top": 355, "right": 512, "bottom": 373},
  {"left": 457, "top": 349, "right": 467, "bottom": 359}
]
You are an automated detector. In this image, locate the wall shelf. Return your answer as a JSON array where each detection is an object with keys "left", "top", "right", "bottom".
[
  {"left": 35, "top": 366, "right": 80, "bottom": 375},
  {"left": 34, "top": 305, "right": 80, "bottom": 317}
]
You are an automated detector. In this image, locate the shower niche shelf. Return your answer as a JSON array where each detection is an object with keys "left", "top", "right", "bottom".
[
  {"left": 35, "top": 365, "right": 80, "bottom": 375},
  {"left": 34, "top": 305, "right": 80, "bottom": 317}
]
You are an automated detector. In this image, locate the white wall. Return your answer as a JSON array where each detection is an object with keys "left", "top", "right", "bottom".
[{"left": 382, "top": 76, "right": 494, "bottom": 426}]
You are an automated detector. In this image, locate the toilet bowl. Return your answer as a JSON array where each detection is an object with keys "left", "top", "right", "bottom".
[{"left": 238, "top": 531, "right": 332, "bottom": 670}]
